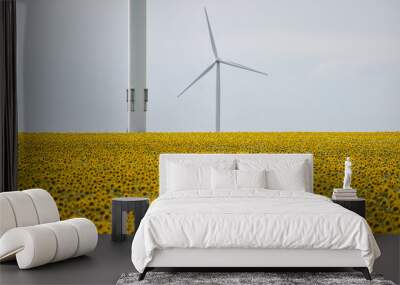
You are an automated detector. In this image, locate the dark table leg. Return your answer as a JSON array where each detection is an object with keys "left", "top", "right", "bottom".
[
  {"left": 112, "top": 202, "right": 124, "bottom": 242},
  {"left": 133, "top": 201, "right": 149, "bottom": 235}
]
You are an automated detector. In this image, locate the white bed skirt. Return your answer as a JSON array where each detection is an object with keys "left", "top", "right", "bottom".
[{"left": 148, "top": 248, "right": 366, "bottom": 268}]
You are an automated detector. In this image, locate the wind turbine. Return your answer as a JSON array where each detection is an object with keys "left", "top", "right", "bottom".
[{"left": 178, "top": 7, "right": 268, "bottom": 132}]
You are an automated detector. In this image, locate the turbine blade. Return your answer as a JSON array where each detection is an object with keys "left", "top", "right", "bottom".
[
  {"left": 178, "top": 62, "right": 216, "bottom": 97},
  {"left": 220, "top": 59, "right": 268, "bottom": 76},
  {"left": 204, "top": 8, "right": 218, "bottom": 59}
]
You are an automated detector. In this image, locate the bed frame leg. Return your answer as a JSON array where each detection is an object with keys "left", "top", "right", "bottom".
[
  {"left": 354, "top": 267, "right": 371, "bottom": 280},
  {"left": 138, "top": 268, "right": 148, "bottom": 281}
]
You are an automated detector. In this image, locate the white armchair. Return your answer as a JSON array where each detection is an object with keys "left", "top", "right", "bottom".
[{"left": 0, "top": 189, "right": 98, "bottom": 269}]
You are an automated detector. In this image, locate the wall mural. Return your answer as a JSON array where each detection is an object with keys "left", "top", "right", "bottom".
[{"left": 18, "top": 132, "right": 400, "bottom": 234}]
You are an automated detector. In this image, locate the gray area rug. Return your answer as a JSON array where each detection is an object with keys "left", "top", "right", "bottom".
[{"left": 116, "top": 272, "right": 396, "bottom": 285}]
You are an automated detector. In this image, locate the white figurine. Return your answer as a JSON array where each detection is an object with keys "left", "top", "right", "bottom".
[{"left": 343, "top": 157, "right": 352, "bottom": 189}]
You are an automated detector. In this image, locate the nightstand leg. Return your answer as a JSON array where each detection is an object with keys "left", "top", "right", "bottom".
[
  {"left": 122, "top": 210, "right": 127, "bottom": 236},
  {"left": 133, "top": 201, "right": 149, "bottom": 235},
  {"left": 112, "top": 203, "right": 124, "bottom": 242}
]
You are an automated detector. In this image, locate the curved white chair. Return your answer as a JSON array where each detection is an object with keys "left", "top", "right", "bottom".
[{"left": 0, "top": 189, "right": 98, "bottom": 269}]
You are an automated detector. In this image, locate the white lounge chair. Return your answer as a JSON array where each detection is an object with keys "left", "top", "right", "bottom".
[{"left": 0, "top": 189, "right": 97, "bottom": 269}]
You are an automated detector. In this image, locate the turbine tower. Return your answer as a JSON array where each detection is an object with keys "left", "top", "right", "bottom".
[{"left": 178, "top": 8, "right": 268, "bottom": 132}]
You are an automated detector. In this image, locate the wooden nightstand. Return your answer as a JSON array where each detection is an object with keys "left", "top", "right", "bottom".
[{"left": 332, "top": 198, "right": 365, "bottom": 218}]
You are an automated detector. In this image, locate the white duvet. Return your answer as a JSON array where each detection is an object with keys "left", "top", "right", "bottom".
[{"left": 131, "top": 190, "right": 380, "bottom": 273}]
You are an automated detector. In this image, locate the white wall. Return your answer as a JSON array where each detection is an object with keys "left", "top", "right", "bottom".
[
  {"left": 17, "top": 0, "right": 129, "bottom": 132},
  {"left": 147, "top": 0, "right": 400, "bottom": 131},
  {"left": 17, "top": 0, "right": 400, "bottom": 132}
]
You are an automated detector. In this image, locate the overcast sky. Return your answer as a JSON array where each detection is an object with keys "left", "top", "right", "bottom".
[{"left": 147, "top": 0, "right": 400, "bottom": 132}]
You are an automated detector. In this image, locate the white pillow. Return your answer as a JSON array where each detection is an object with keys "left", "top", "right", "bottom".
[
  {"left": 237, "top": 169, "right": 267, "bottom": 188},
  {"left": 167, "top": 163, "right": 210, "bottom": 191},
  {"left": 211, "top": 168, "right": 236, "bottom": 190},
  {"left": 211, "top": 169, "right": 267, "bottom": 190},
  {"left": 166, "top": 159, "right": 235, "bottom": 191},
  {"left": 267, "top": 163, "right": 306, "bottom": 191},
  {"left": 238, "top": 159, "right": 307, "bottom": 191}
]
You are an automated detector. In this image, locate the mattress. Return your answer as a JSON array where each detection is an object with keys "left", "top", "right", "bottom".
[{"left": 131, "top": 189, "right": 380, "bottom": 273}]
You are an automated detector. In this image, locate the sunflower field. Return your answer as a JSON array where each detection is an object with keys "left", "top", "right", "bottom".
[{"left": 18, "top": 132, "right": 400, "bottom": 234}]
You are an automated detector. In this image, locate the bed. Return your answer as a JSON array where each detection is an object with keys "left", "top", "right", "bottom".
[{"left": 131, "top": 154, "right": 380, "bottom": 280}]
